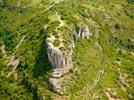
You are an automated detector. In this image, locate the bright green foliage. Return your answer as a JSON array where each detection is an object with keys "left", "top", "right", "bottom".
[{"left": 0, "top": 0, "right": 134, "bottom": 99}]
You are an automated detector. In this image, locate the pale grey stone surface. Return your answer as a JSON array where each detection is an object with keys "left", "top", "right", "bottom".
[
  {"left": 47, "top": 25, "right": 92, "bottom": 93},
  {"left": 78, "top": 26, "right": 92, "bottom": 39},
  {"left": 49, "top": 78, "right": 63, "bottom": 94},
  {"left": 47, "top": 43, "right": 72, "bottom": 71}
]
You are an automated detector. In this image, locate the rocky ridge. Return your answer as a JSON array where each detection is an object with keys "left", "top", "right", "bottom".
[{"left": 46, "top": 25, "right": 92, "bottom": 93}]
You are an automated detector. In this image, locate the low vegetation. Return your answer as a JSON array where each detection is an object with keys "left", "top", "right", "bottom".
[{"left": 0, "top": 0, "right": 134, "bottom": 99}]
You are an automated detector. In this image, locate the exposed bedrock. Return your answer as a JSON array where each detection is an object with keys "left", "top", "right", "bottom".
[
  {"left": 73, "top": 25, "right": 92, "bottom": 43},
  {"left": 46, "top": 25, "right": 92, "bottom": 93},
  {"left": 47, "top": 26, "right": 92, "bottom": 75},
  {"left": 47, "top": 43, "right": 73, "bottom": 78}
]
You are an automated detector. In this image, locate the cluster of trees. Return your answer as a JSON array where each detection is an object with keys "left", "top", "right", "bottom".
[
  {"left": 128, "top": 0, "right": 134, "bottom": 3},
  {"left": 0, "top": 0, "right": 52, "bottom": 99}
]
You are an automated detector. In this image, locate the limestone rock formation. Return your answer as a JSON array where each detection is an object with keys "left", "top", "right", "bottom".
[
  {"left": 46, "top": 25, "right": 92, "bottom": 93},
  {"left": 78, "top": 26, "right": 92, "bottom": 39},
  {"left": 47, "top": 43, "right": 72, "bottom": 78},
  {"left": 73, "top": 25, "right": 92, "bottom": 42}
]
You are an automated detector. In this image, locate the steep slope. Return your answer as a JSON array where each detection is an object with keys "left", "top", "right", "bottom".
[{"left": 0, "top": 0, "right": 134, "bottom": 99}]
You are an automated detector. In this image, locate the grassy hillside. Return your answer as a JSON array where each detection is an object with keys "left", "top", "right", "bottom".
[{"left": 0, "top": 0, "right": 134, "bottom": 99}]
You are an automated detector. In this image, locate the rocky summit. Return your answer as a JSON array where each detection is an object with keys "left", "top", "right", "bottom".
[{"left": 0, "top": 0, "right": 134, "bottom": 100}]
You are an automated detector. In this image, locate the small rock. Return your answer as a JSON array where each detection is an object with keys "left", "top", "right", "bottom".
[
  {"left": 49, "top": 78, "right": 63, "bottom": 94},
  {"left": 90, "top": 12, "right": 96, "bottom": 17},
  {"left": 114, "top": 60, "right": 121, "bottom": 66},
  {"left": 129, "top": 52, "right": 134, "bottom": 56},
  {"left": 78, "top": 26, "right": 92, "bottom": 39},
  {"left": 52, "top": 71, "right": 62, "bottom": 78},
  {"left": 47, "top": 35, "right": 56, "bottom": 43},
  {"left": 52, "top": 68, "right": 70, "bottom": 78},
  {"left": 102, "top": 13, "right": 111, "bottom": 19},
  {"left": 8, "top": 56, "right": 19, "bottom": 70}
]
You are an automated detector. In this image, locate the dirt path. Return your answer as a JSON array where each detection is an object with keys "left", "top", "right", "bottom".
[
  {"left": 56, "top": 12, "right": 64, "bottom": 27},
  {"left": 1, "top": 45, "right": 7, "bottom": 57},
  {"left": 55, "top": 12, "right": 65, "bottom": 33},
  {"left": 41, "top": 3, "right": 55, "bottom": 13},
  {"left": 41, "top": 0, "right": 65, "bottom": 14}
]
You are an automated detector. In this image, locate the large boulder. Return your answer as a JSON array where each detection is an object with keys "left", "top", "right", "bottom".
[{"left": 47, "top": 43, "right": 72, "bottom": 78}]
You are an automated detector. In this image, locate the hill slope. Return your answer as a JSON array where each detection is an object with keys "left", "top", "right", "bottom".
[{"left": 0, "top": 0, "right": 134, "bottom": 99}]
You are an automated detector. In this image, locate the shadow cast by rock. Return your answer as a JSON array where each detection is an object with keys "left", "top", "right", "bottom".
[{"left": 33, "top": 29, "right": 52, "bottom": 79}]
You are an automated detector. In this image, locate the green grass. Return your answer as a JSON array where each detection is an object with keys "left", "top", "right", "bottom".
[{"left": 0, "top": 0, "right": 134, "bottom": 99}]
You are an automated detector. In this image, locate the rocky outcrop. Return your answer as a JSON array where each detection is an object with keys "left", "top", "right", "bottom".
[
  {"left": 47, "top": 43, "right": 72, "bottom": 78},
  {"left": 46, "top": 25, "right": 92, "bottom": 93},
  {"left": 78, "top": 26, "right": 92, "bottom": 39},
  {"left": 73, "top": 25, "right": 92, "bottom": 42}
]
